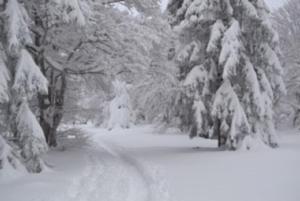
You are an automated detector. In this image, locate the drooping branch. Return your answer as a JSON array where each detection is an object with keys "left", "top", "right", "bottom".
[
  {"left": 44, "top": 56, "right": 64, "bottom": 73},
  {"left": 65, "top": 68, "right": 106, "bottom": 76},
  {"left": 67, "top": 40, "right": 84, "bottom": 62},
  {"left": 102, "top": 0, "right": 125, "bottom": 5}
]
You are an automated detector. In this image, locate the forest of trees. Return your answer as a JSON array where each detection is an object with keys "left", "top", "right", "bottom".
[{"left": 0, "top": 0, "right": 297, "bottom": 175}]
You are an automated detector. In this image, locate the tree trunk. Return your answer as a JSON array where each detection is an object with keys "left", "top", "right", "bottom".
[
  {"left": 38, "top": 73, "right": 66, "bottom": 147},
  {"left": 31, "top": 9, "right": 67, "bottom": 147},
  {"left": 215, "top": 65, "right": 225, "bottom": 148},
  {"left": 39, "top": 106, "right": 63, "bottom": 147},
  {"left": 214, "top": 118, "right": 225, "bottom": 147},
  {"left": 293, "top": 109, "right": 300, "bottom": 127}
]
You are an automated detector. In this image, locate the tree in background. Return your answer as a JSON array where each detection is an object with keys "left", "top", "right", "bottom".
[
  {"left": 62, "top": 75, "right": 110, "bottom": 125},
  {"left": 62, "top": 4, "right": 179, "bottom": 129},
  {"left": 168, "top": 0, "right": 285, "bottom": 149},
  {"left": 0, "top": 0, "right": 167, "bottom": 173},
  {"left": 131, "top": 15, "right": 180, "bottom": 127},
  {"left": 108, "top": 80, "right": 131, "bottom": 130},
  {"left": 24, "top": 0, "right": 167, "bottom": 146},
  {"left": 273, "top": 0, "right": 300, "bottom": 127}
]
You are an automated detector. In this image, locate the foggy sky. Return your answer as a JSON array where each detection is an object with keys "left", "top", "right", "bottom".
[{"left": 265, "top": 0, "right": 286, "bottom": 10}]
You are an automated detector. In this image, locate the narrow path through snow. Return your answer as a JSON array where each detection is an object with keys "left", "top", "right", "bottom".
[
  {"left": 63, "top": 130, "right": 170, "bottom": 201},
  {"left": 2, "top": 126, "right": 299, "bottom": 201}
]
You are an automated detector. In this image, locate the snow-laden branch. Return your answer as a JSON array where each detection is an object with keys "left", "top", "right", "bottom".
[{"left": 44, "top": 56, "right": 64, "bottom": 73}]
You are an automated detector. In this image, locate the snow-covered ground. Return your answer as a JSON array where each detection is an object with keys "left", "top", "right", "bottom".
[{"left": 1, "top": 125, "right": 300, "bottom": 201}]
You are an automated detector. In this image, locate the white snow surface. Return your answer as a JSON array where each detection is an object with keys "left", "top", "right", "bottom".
[{"left": 1, "top": 125, "right": 300, "bottom": 201}]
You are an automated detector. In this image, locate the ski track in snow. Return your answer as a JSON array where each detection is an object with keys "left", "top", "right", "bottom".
[{"left": 62, "top": 132, "right": 170, "bottom": 201}]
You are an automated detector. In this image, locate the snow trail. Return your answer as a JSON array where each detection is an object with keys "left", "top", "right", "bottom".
[{"left": 64, "top": 130, "right": 170, "bottom": 201}]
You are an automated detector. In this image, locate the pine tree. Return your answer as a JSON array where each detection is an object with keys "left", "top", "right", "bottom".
[
  {"left": 16, "top": 101, "right": 48, "bottom": 172},
  {"left": 168, "top": 0, "right": 285, "bottom": 149},
  {"left": 0, "top": 48, "right": 25, "bottom": 174},
  {"left": 0, "top": 0, "right": 48, "bottom": 172},
  {"left": 0, "top": 52, "right": 9, "bottom": 103},
  {"left": 0, "top": 135, "right": 27, "bottom": 177}
]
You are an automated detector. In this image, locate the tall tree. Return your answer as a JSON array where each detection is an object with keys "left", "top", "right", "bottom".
[
  {"left": 19, "top": 0, "right": 94, "bottom": 147},
  {"left": 0, "top": 0, "right": 48, "bottom": 172},
  {"left": 22, "top": 0, "right": 164, "bottom": 146},
  {"left": 168, "top": 0, "right": 285, "bottom": 149},
  {"left": 130, "top": 14, "right": 179, "bottom": 126},
  {"left": 62, "top": 3, "right": 176, "bottom": 128},
  {"left": 273, "top": 0, "right": 300, "bottom": 126}
]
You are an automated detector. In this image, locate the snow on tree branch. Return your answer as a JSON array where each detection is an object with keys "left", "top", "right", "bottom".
[{"left": 13, "top": 49, "right": 48, "bottom": 98}]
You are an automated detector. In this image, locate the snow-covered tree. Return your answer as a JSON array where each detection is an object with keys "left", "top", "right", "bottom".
[
  {"left": 12, "top": 49, "right": 48, "bottom": 172},
  {"left": 61, "top": 4, "right": 177, "bottom": 128},
  {"left": 13, "top": 49, "right": 48, "bottom": 97},
  {"left": 16, "top": 101, "right": 48, "bottom": 172},
  {"left": 9, "top": 0, "right": 95, "bottom": 147},
  {"left": 0, "top": 52, "right": 9, "bottom": 103},
  {"left": 62, "top": 75, "right": 110, "bottom": 125},
  {"left": 5, "top": 0, "right": 31, "bottom": 50},
  {"left": 21, "top": 0, "right": 164, "bottom": 146},
  {"left": 0, "top": 48, "right": 24, "bottom": 174},
  {"left": 108, "top": 80, "right": 131, "bottom": 130},
  {"left": 0, "top": 135, "right": 26, "bottom": 177},
  {"left": 212, "top": 80, "right": 250, "bottom": 149},
  {"left": 168, "top": 0, "right": 285, "bottom": 149},
  {"left": 273, "top": 0, "right": 300, "bottom": 127},
  {"left": 131, "top": 15, "right": 180, "bottom": 126},
  {"left": 0, "top": 0, "right": 49, "bottom": 172}
]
